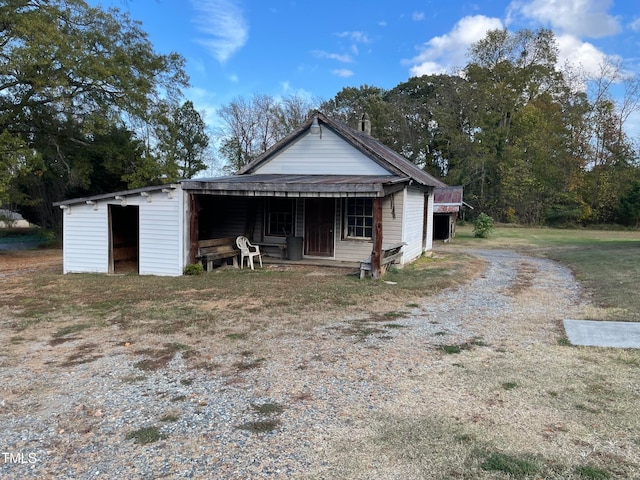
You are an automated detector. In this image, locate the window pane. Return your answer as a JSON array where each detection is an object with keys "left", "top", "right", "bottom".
[
  {"left": 267, "top": 199, "right": 294, "bottom": 236},
  {"left": 345, "top": 198, "right": 373, "bottom": 239}
]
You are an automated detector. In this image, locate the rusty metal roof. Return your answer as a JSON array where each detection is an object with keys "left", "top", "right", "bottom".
[
  {"left": 434, "top": 186, "right": 463, "bottom": 204},
  {"left": 434, "top": 205, "right": 461, "bottom": 213},
  {"left": 181, "top": 174, "right": 408, "bottom": 197}
]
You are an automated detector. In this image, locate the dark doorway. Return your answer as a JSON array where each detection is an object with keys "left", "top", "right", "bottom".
[
  {"left": 433, "top": 214, "right": 451, "bottom": 241},
  {"left": 109, "top": 204, "right": 139, "bottom": 273},
  {"left": 304, "top": 198, "right": 334, "bottom": 257}
]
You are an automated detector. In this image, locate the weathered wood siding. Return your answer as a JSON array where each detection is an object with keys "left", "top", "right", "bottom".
[
  {"left": 255, "top": 129, "right": 392, "bottom": 175},
  {"left": 402, "top": 187, "right": 426, "bottom": 263},
  {"left": 62, "top": 203, "right": 109, "bottom": 273},
  {"left": 382, "top": 191, "right": 404, "bottom": 248},
  {"left": 137, "top": 190, "right": 183, "bottom": 276},
  {"left": 204, "top": 197, "right": 250, "bottom": 239}
]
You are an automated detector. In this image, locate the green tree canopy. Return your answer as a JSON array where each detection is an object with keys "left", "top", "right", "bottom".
[
  {"left": 154, "top": 100, "right": 210, "bottom": 180},
  {"left": 1, "top": 0, "right": 189, "bottom": 229}
]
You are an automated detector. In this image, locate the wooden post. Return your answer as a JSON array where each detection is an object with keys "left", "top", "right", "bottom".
[
  {"left": 422, "top": 192, "right": 429, "bottom": 251},
  {"left": 188, "top": 194, "right": 199, "bottom": 264},
  {"left": 371, "top": 197, "right": 383, "bottom": 279}
]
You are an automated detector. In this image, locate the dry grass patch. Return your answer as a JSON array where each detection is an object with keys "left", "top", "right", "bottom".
[
  {"left": 133, "top": 342, "right": 195, "bottom": 371},
  {"left": 316, "top": 343, "right": 639, "bottom": 479},
  {"left": 1, "top": 250, "right": 478, "bottom": 342},
  {"left": 59, "top": 342, "right": 103, "bottom": 367},
  {"left": 505, "top": 260, "right": 538, "bottom": 295}
]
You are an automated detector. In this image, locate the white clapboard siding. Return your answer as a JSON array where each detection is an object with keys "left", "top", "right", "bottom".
[
  {"left": 62, "top": 188, "right": 183, "bottom": 276},
  {"left": 402, "top": 188, "right": 426, "bottom": 263},
  {"left": 333, "top": 201, "right": 370, "bottom": 262},
  {"left": 333, "top": 193, "right": 405, "bottom": 263},
  {"left": 137, "top": 190, "right": 183, "bottom": 276},
  {"left": 255, "top": 129, "right": 392, "bottom": 175},
  {"left": 62, "top": 203, "right": 109, "bottom": 273}
]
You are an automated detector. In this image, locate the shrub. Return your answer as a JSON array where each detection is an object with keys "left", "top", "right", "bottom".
[
  {"left": 183, "top": 263, "right": 204, "bottom": 275},
  {"left": 473, "top": 213, "right": 495, "bottom": 238}
]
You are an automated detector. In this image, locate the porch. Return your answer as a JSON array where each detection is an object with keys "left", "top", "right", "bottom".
[{"left": 181, "top": 173, "right": 430, "bottom": 277}]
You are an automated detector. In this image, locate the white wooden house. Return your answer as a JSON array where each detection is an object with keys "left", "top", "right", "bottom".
[{"left": 55, "top": 112, "right": 453, "bottom": 276}]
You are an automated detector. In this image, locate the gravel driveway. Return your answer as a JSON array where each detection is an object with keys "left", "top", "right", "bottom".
[{"left": 0, "top": 249, "right": 593, "bottom": 479}]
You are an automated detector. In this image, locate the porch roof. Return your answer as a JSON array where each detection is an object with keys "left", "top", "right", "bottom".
[{"left": 181, "top": 174, "right": 414, "bottom": 197}]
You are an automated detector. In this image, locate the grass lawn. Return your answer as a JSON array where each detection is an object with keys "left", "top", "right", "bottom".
[{"left": 451, "top": 224, "right": 640, "bottom": 321}]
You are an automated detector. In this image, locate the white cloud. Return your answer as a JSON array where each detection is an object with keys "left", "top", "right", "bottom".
[
  {"left": 332, "top": 69, "right": 355, "bottom": 78},
  {"left": 631, "top": 18, "right": 640, "bottom": 32},
  {"left": 192, "top": 0, "right": 248, "bottom": 63},
  {"left": 279, "top": 82, "right": 315, "bottom": 100},
  {"left": 407, "top": 15, "right": 503, "bottom": 76},
  {"left": 312, "top": 50, "right": 353, "bottom": 63},
  {"left": 412, "top": 11, "right": 425, "bottom": 22},
  {"left": 507, "top": 0, "right": 621, "bottom": 38},
  {"left": 556, "top": 34, "right": 611, "bottom": 78},
  {"left": 336, "top": 31, "right": 371, "bottom": 44}
]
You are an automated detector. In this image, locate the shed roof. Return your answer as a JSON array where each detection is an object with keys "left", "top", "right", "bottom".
[{"left": 53, "top": 184, "right": 178, "bottom": 207}]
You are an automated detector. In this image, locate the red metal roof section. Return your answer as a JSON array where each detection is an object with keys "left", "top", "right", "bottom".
[{"left": 433, "top": 186, "right": 463, "bottom": 204}]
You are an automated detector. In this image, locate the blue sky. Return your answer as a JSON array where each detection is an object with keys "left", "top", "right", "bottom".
[{"left": 92, "top": 0, "right": 640, "bottom": 135}]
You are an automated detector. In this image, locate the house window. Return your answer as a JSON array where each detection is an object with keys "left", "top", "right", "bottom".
[
  {"left": 266, "top": 198, "right": 294, "bottom": 236},
  {"left": 344, "top": 198, "right": 373, "bottom": 239}
]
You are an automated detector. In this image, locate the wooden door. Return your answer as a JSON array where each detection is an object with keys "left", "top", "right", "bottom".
[{"left": 304, "top": 198, "right": 334, "bottom": 257}]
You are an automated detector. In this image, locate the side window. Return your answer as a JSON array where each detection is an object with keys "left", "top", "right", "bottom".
[
  {"left": 266, "top": 198, "right": 294, "bottom": 236},
  {"left": 344, "top": 198, "right": 373, "bottom": 239}
]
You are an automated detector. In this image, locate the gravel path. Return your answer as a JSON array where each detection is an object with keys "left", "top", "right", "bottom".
[{"left": 0, "top": 249, "right": 586, "bottom": 479}]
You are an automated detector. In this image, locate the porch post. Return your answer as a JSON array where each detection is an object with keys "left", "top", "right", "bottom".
[
  {"left": 422, "top": 192, "right": 429, "bottom": 251},
  {"left": 188, "top": 194, "right": 199, "bottom": 264},
  {"left": 371, "top": 197, "right": 383, "bottom": 278}
]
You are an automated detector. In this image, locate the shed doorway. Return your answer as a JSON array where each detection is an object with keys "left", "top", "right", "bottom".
[
  {"left": 433, "top": 214, "right": 452, "bottom": 241},
  {"left": 109, "top": 204, "right": 139, "bottom": 274}
]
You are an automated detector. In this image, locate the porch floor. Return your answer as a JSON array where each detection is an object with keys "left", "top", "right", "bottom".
[{"left": 261, "top": 255, "right": 360, "bottom": 270}]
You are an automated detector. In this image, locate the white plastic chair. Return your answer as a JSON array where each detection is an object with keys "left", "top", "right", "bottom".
[{"left": 236, "top": 236, "right": 263, "bottom": 270}]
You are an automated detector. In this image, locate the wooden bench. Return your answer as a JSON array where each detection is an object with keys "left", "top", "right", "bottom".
[
  {"left": 359, "top": 242, "right": 406, "bottom": 279},
  {"left": 254, "top": 241, "right": 287, "bottom": 259},
  {"left": 197, "top": 237, "right": 240, "bottom": 271}
]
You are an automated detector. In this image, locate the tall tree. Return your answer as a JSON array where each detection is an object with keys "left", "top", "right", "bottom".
[
  {"left": 319, "top": 85, "right": 401, "bottom": 147},
  {"left": 385, "top": 75, "right": 474, "bottom": 179},
  {"left": 0, "top": 0, "right": 188, "bottom": 228},
  {"left": 580, "top": 62, "right": 640, "bottom": 223},
  {"left": 218, "top": 93, "right": 318, "bottom": 172},
  {"left": 154, "top": 100, "right": 210, "bottom": 180}
]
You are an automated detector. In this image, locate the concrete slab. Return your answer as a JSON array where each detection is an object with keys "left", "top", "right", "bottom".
[{"left": 563, "top": 320, "right": 640, "bottom": 348}]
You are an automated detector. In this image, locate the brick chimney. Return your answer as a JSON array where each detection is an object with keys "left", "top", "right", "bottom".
[{"left": 358, "top": 113, "right": 371, "bottom": 135}]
